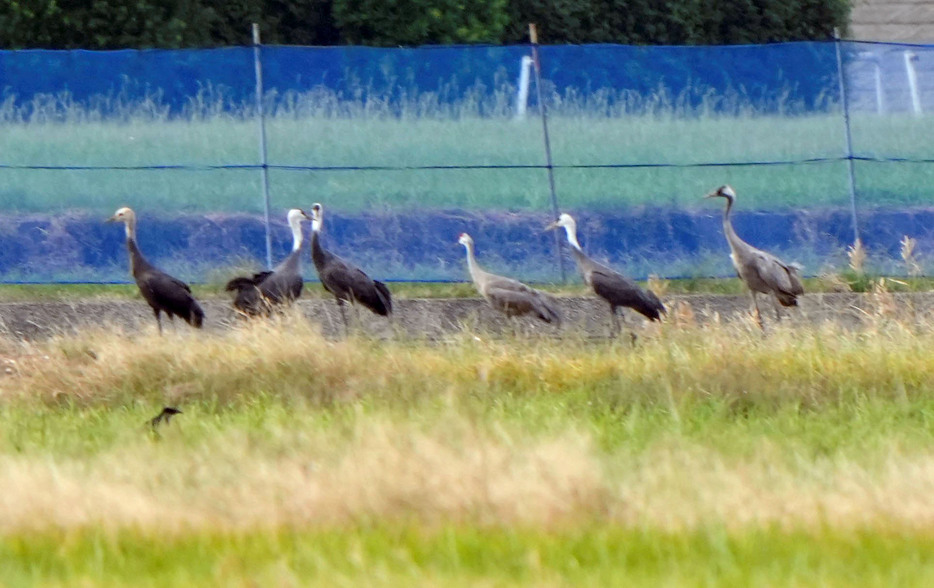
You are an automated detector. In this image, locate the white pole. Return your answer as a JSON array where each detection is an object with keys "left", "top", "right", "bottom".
[
  {"left": 874, "top": 60, "right": 884, "bottom": 114},
  {"left": 859, "top": 51, "right": 885, "bottom": 114},
  {"left": 515, "top": 55, "right": 533, "bottom": 119},
  {"left": 904, "top": 50, "right": 922, "bottom": 115},
  {"left": 252, "top": 23, "right": 274, "bottom": 269}
]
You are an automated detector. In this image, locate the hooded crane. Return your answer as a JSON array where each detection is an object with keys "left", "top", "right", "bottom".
[
  {"left": 309, "top": 203, "right": 392, "bottom": 330},
  {"left": 705, "top": 185, "right": 804, "bottom": 323},
  {"left": 547, "top": 213, "right": 664, "bottom": 336},
  {"left": 225, "top": 208, "right": 311, "bottom": 316},
  {"left": 107, "top": 207, "right": 204, "bottom": 334},
  {"left": 458, "top": 233, "right": 561, "bottom": 325}
]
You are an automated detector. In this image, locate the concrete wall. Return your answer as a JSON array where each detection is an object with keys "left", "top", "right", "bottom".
[{"left": 850, "top": 0, "right": 934, "bottom": 42}]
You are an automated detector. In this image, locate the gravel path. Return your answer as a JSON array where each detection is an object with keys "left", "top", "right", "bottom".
[{"left": 0, "top": 291, "right": 924, "bottom": 341}]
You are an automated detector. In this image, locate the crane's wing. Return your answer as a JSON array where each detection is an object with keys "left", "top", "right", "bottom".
[
  {"left": 750, "top": 250, "right": 804, "bottom": 304},
  {"left": 485, "top": 286, "right": 560, "bottom": 324},
  {"left": 139, "top": 270, "right": 202, "bottom": 323},
  {"left": 321, "top": 256, "right": 391, "bottom": 315},
  {"left": 590, "top": 268, "right": 665, "bottom": 320}
]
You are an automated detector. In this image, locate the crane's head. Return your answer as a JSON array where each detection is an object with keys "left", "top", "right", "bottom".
[
  {"left": 545, "top": 213, "right": 576, "bottom": 232},
  {"left": 106, "top": 206, "right": 135, "bottom": 224},
  {"left": 457, "top": 233, "right": 473, "bottom": 247},
  {"left": 287, "top": 208, "right": 311, "bottom": 224},
  {"left": 704, "top": 185, "right": 736, "bottom": 201},
  {"left": 309, "top": 203, "right": 323, "bottom": 231}
]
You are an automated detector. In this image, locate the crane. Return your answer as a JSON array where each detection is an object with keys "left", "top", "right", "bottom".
[
  {"left": 705, "top": 185, "right": 804, "bottom": 324},
  {"left": 458, "top": 233, "right": 561, "bottom": 325},
  {"left": 107, "top": 207, "right": 204, "bottom": 334},
  {"left": 225, "top": 208, "right": 311, "bottom": 315},
  {"left": 309, "top": 203, "right": 392, "bottom": 331},
  {"left": 547, "top": 213, "right": 663, "bottom": 337}
]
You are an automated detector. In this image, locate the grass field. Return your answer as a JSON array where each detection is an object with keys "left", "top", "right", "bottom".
[
  {"left": 3, "top": 101, "right": 934, "bottom": 213},
  {"left": 2, "top": 310, "right": 934, "bottom": 584}
]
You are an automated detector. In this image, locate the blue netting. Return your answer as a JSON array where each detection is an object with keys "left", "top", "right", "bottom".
[{"left": 0, "top": 41, "right": 931, "bottom": 283}]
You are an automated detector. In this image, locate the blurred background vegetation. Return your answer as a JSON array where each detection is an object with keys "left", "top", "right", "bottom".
[{"left": 0, "top": 0, "right": 852, "bottom": 49}]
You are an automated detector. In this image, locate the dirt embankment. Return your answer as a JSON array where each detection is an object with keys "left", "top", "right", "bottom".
[{"left": 0, "top": 292, "right": 924, "bottom": 341}]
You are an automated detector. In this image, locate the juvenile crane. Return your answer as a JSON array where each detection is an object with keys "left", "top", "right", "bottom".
[
  {"left": 107, "top": 207, "right": 204, "bottom": 334},
  {"left": 309, "top": 203, "right": 392, "bottom": 330},
  {"left": 705, "top": 185, "right": 804, "bottom": 323},
  {"left": 458, "top": 233, "right": 561, "bottom": 325},
  {"left": 547, "top": 213, "right": 664, "bottom": 336},
  {"left": 225, "top": 208, "right": 311, "bottom": 315}
]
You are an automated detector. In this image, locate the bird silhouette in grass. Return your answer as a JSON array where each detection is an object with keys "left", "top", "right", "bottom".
[{"left": 148, "top": 406, "right": 183, "bottom": 430}]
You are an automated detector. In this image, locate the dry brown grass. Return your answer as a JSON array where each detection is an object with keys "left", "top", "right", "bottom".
[{"left": 2, "top": 314, "right": 934, "bottom": 535}]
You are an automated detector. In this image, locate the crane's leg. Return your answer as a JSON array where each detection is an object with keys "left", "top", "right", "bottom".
[
  {"left": 337, "top": 299, "right": 349, "bottom": 336},
  {"left": 153, "top": 308, "right": 163, "bottom": 336},
  {"left": 749, "top": 291, "right": 763, "bottom": 329},
  {"left": 609, "top": 305, "right": 620, "bottom": 339}
]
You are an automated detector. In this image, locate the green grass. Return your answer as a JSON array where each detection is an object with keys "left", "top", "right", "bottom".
[
  {"left": 3, "top": 526, "right": 934, "bottom": 587},
  {"left": 2, "top": 317, "right": 934, "bottom": 583},
  {"left": 0, "top": 110, "right": 916, "bottom": 214}
]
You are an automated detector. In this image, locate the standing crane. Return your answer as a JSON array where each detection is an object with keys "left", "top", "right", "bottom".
[
  {"left": 107, "top": 207, "right": 204, "bottom": 334},
  {"left": 309, "top": 203, "right": 392, "bottom": 331},
  {"left": 705, "top": 185, "right": 804, "bottom": 324},
  {"left": 225, "top": 208, "right": 311, "bottom": 316},
  {"left": 458, "top": 233, "right": 561, "bottom": 325},
  {"left": 546, "top": 213, "right": 663, "bottom": 337}
]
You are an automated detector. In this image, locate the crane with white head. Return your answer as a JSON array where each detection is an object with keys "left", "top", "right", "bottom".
[
  {"left": 309, "top": 203, "right": 392, "bottom": 332},
  {"left": 226, "top": 208, "right": 311, "bottom": 316},
  {"left": 547, "top": 213, "right": 664, "bottom": 337}
]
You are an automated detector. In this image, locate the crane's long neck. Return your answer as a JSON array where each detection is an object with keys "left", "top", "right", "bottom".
[
  {"left": 310, "top": 222, "right": 327, "bottom": 269},
  {"left": 561, "top": 222, "right": 583, "bottom": 252},
  {"left": 720, "top": 196, "right": 743, "bottom": 253},
  {"left": 123, "top": 221, "right": 148, "bottom": 276},
  {"left": 289, "top": 216, "right": 304, "bottom": 252},
  {"left": 462, "top": 242, "right": 484, "bottom": 286}
]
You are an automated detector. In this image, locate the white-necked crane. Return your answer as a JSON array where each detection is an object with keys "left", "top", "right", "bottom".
[
  {"left": 705, "top": 185, "right": 803, "bottom": 324},
  {"left": 309, "top": 203, "right": 392, "bottom": 330},
  {"left": 107, "top": 207, "right": 204, "bottom": 334},
  {"left": 225, "top": 208, "right": 311, "bottom": 316},
  {"left": 458, "top": 233, "right": 561, "bottom": 325},
  {"left": 547, "top": 213, "right": 663, "bottom": 337}
]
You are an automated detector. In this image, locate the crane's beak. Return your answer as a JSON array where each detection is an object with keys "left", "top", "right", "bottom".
[
  {"left": 703, "top": 191, "right": 719, "bottom": 199},
  {"left": 105, "top": 215, "right": 118, "bottom": 223},
  {"left": 544, "top": 220, "right": 559, "bottom": 231}
]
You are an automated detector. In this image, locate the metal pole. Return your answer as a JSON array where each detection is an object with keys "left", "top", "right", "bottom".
[
  {"left": 833, "top": 29, "right": 860, "bottom": 245},
  {"left": 529, "top": 24, "right": 567, "bottom": 282},
  {"left": 252, "top": 23, "right": 274, "bottom": 269}
]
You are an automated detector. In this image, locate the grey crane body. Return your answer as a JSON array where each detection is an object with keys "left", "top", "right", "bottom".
[
  {"left": 108, "top": 207, "right": 204, "bottom": 334},
  {"left": 458, "top": 233, "right": 561, "bottom": 324},
  {"left": 226, "top": 209, "right": 310, "bottom": 316},
  {"left": 310, "top": 204, "right": 392, "bottom": 328},
  {"left": 547, "top": 214, "right": 664, "bottom": 335},
  {"left": 706, "top": 185, "right": 804, "bottom": 319}
]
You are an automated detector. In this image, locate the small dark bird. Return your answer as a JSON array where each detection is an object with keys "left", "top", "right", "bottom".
[
  {"left": 149, "top": 406, "right": 182, "bottom": 428},
  {"left": 547, "top": 213, "right": 664, "bottom": 337},
  {"left": 107, "top": 207, "right": 205, "bottom": 334},
  {"left": 309, "top": 203, "right": 392, "bottom": 331},
  {"left": 458, "top": 232, "right": 561, "bottom": 324},
  {"left": 705, "top": 185, "right": 804, "bottom": 324},
  {"left": 225, "top": 208, "right": 311, "bottom": 316}
]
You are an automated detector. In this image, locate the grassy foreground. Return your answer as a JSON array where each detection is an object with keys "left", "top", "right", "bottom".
[{"left": 2, "top": 315, "right": 934, "bottom": 584}]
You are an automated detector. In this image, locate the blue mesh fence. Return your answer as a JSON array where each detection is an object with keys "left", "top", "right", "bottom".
[{"left": 0, "top": 40, "right": 932, "bottom": 284}]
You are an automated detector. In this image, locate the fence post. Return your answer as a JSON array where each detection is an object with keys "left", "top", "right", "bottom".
[
  {"left": 529, "top": 24, "right": 567, "bottom": 283},
  {"left": 833, "top": 29, "right": 860, "bottom": 245},
  {"left": 252, "top": 23, "right": 274, "bottom": 269}
]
